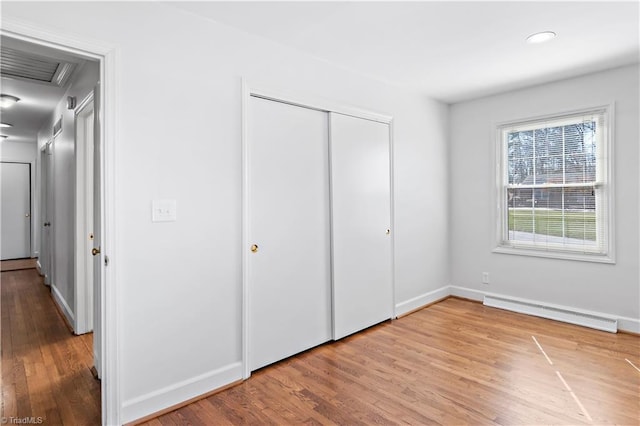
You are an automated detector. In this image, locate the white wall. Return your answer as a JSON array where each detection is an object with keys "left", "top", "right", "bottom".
[
  {"left": 0, "top": 140, "right": 36, "bottom": 160},
  {"left": 0, "top": 140, "right": 37, "bottom": 256},
  {"left": 35, "top": 60, "right": 100, "bottom": 326},
  {"left": 450, "top": 65, "right": 639, "bottom": 327},
  {"left": 2, "top": 2, "right": 450, "bottom": 423}
]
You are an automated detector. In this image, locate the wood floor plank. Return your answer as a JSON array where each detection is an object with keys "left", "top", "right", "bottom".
[
  {"left": 140, "top": 296, "right": 639, "bottom": 425},
  {"left": 1, "top": 267, "right": 100, "bottom": 425}
]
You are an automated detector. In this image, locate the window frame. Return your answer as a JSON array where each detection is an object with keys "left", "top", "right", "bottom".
[{"left": 493, "top": 105, "right": 615, "bottom": 264}]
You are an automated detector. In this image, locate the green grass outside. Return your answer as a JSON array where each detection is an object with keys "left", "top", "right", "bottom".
[{"left": 508, "top": 209, "right": 596, "bottom": 241}]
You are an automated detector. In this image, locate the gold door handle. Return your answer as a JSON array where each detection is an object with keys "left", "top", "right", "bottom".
[
  {"left": 91, "top": 247, "right": 101, "bottom": 256},
  {"left": 250, "top": 244, "right": 259, "bottom": 253}
]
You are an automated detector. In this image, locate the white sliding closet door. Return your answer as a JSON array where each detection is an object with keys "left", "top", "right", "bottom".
[
  {"left": 330, "top": 113, "right": 393, "bottom": 340},
  {"left": 247, "top": 96, "right": 332, "bottom": 371}
]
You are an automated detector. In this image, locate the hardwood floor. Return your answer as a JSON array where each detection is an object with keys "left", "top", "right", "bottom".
[
  {"left": 1, "top": 266, "right": 101, "bottom": 425},
  {"left": 0, "top": 258, "right": 37, "bottom": 272},
  {"left": 4, "top": 266, "right": 636, "bottom": 426},
  {"left": 142, "top": 298, "right": 639, "bottom": 426}
]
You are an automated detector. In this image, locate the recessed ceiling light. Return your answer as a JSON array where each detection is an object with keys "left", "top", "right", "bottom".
[
  {"left": 0, "top": 122, "right": 13, "bottom": 128},
  {"left": 0, "top": 94, "right": 20, "bottom": 108},
  {"left": 526, "top": 31, "right": 557, "bottom": 44}
]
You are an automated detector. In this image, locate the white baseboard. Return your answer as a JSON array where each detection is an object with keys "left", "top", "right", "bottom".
[
  {"left": 617, "top": 316, "right": 640, "bottom": 334},
  {"left": 449, "top": 285, "right": 485, "bottom": 302},
  {"left": 395, "top": 286, "right": 450, "bottom": 317},
  {"left": 448, "top": 285, "right": 640, "bottom": 334},
  {"left": 51, "top": 284, "right": 75, "bottom": 327},
  {"left": 122, "top": 362, "right": 243, "bottom": 424},
  {"left": 484, "top": 294, "right": 618, "bottom": 333},
  {"left": 36, "top": 260, "right": 43, "bottom": 276}
]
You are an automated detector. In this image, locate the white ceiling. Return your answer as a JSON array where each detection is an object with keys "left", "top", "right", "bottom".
[
  {"left": 2, "top": 1, "right": 638, "bottom": 146},
  {"left": 1, "top": 36, "right": 87, "bottom": 144},
  {"left": 168, "top": 1, "right": 640, "bottom": 103}
]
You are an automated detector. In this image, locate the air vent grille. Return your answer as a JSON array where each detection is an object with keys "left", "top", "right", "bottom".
[{"left": 1, "top": 46, "right": 75, "bottom": 87}]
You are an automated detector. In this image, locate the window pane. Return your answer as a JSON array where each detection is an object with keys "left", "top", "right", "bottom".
[
  {"left": 507, "top": 130, "right": 533, "bottom": 184},
  {"left": 564, "top": 187, "right": 595, "bottom": 210},
  {"left": 501, "top": 111, "right": 606, "bottom": 256},
  {"left": 507, "top": 206, "right": 596, "bottom": 244},
  {"left": 564, "top": 122, "right": 597, "bottom": 184}
]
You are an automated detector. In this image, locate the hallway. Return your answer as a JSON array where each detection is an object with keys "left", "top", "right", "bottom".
[{"left": 1, "top": 264, "right": 100, "bottom": 425}]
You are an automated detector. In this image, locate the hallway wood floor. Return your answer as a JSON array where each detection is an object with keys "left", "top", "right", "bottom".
[
  {"left": 1, "top": 266, "right": 100, "bottom": 425},
  {"left": 3, "top": 264, "right": 638, "bottom": 425},
  {"left": 143, "top": 298, "right": 639, "bottom": 426}
]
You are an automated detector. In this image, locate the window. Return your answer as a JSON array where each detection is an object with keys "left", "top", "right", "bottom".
[{"left": 495, "top": 107, "right": 613, "bottom": 262}]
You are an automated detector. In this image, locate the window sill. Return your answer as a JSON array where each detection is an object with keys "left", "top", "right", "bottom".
[{"left": 493, "top": 245, "right": 615, "bottom": 264}]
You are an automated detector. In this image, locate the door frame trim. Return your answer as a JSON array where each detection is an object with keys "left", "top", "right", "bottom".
[
  {"left": 1, "top": 17, "right": 121, "bottom": 425},
  {"left": 38, "top": 143, "right": 52, "bottom": 282},
  {"left": 0, "top": 157, "right": 36, "bottom": 258},
  {"left": 0, "top": 161, "right": 33, "bottom": 259},
  {"left": 241, "top": 79, "right": 395, "bottom": 379},
  {"left": 74, "top": 92, "right": 95, "bottom": 335}
]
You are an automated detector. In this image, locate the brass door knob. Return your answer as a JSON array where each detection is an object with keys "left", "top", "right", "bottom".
[
  {"left": 250, "top": 244, "right": 259, "bottom": 253},
  {"left": 91, "top": 247, "right": 101, "bottom": 256}
]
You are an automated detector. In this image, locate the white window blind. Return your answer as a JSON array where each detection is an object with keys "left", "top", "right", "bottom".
[{"left": 496, "top": 107, "right": 612, "bottom": 262}]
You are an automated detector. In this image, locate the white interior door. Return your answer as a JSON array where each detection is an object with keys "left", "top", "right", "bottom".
[
  {"left": 247, "top": 96, "right": 332, "bottom": 372},
  {"left": 330, "top": 113, "right": 393, "bottom": 340},
  {"left": 92, "top": 85, "right": 103, "bottom": 379},
  {"left": 1, "top": 162, "right": 31, "bottom": 260},
  {"left": 75, "top": 97, "right": 95, "bottom": 334},
  {"left": 40, "top": 143, "right": 54, "bottom": 284}
]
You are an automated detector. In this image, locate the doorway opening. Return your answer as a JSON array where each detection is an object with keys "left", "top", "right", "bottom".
[{"left": 0, "top": 22, "right": 118, "bottom": 424}]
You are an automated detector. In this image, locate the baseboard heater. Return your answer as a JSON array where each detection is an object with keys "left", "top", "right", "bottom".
[{"left": 483, "top": 295, "right": 618, "bottom": 333}]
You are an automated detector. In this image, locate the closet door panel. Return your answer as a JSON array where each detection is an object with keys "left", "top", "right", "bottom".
[
  {"left": 330, "top": 113, "right": 393, "bottom": 340},
  {"left": 248, "top": 96, "right": 332, "bottom": 371}
]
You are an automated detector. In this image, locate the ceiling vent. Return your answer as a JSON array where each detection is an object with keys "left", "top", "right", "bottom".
[{"left": 1, "top": 46, "right": 76, "bottom": 87}]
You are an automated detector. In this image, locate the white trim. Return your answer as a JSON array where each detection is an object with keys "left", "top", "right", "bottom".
[
  {"left": 245, "top": 81, "right": 393, "bottom": 125},
  {"left": 494, "top": 104, "right": 615, "bottom": 263},
  {"left": 484, "top": 294, "right": 617, "bottom": 333},
  {"left": 241, "top": 79, "right": 394, "bottom": 379},
  {"left": 1, "top": 17, "right": 121, "bottom": 426},
  {"left": 449, "top": 285, "right": 486, "bottom": 302},
  {"left": 121, "top": 362, "right": 243, "bottom": 424},
  {"left": 394, "top": 286, "right": 450, "bottom": 317},
  {"left": 38, "top": 142, "right": 53, "bottom": 286},
  {"left": 448, "top": 285, "right": 640, "bottom": 334},
  {"left": 74, "top": 94, "right": 95, "bottom": 335},
  {"left": 0, "top": 17, "right": 113, "bottom": 60},
  {"left": 493, "top": 245, "right": 615, "bottom": 264},
  {"left": 51, "top": 283, "right": 75, "bottom": 326},
  {"left": 388, "top": 121, "right": 396, "bottom": 319},
  {"left": 605, "top": 102, "right": 616, "bottom": 263},
  {"left": 75, "top": 91, "right": 95, "bottom": 116},
  {"left": 618, "top": 316, "right": 640, "bottom": 334},
  {"left": 0, "top": 157, "right": 37, "bottom": 258},
  {"left": 241, "top": 80, "right": 251, "bottom": 379}
]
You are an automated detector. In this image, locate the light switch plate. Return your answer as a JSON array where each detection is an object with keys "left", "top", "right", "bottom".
[{"left": 152, "top": 199, "right": 177, "bottom": 222}]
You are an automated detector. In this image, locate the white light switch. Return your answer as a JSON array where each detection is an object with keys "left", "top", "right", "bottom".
[{"left": 152, "top": 199, "right": 177, "bottom": 222}]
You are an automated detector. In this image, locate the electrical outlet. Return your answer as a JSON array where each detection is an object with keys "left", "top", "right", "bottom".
[{"left": 482, "top": 272, "right": 490, "bottom": 284}]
